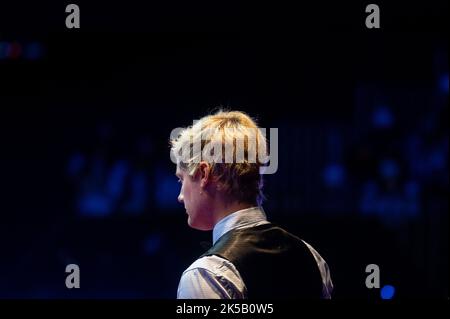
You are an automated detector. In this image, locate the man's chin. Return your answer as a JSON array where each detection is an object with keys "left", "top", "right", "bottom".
[
  {"left": 187, "top": 217, "right": 212, "bottom": 231},
  {"left": 187, "top": 216, "right": 196, "bottom": 228}
]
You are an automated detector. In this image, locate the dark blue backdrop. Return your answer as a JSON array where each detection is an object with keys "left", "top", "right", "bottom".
[{"left": 0, "top": 30, "right": 447, "bottom": 299}]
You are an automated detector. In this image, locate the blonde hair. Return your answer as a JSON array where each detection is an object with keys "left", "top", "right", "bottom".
[{"left": 170, "top": 110, "right": 267, "bottom": 205}]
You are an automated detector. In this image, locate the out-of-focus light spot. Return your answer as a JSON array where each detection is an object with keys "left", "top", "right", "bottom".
[
  {"left": 123, "top": 172, "right": 148, "bottom": 215},
  {"left": 379, "top": 159, "right": 399, "bottom": 179},
  {"left": 381, "top": 285, "right": 395, "bottom": 299},
  {"left": 372, "top": 106, "right": 394, "bottom": 129},
  {"left": 439, "top": 73, "right": 449, "bottom": 94},
  {"left": 0, "top": 41, "right": 9, "bottom": 59},
  {"left": 155, "top": 169, "right": 180, "bottom": 209},
  {"left": 7, "top": 42, "right": 22, "bottom": 59},
  {"left": 429, "top": 149, "right": 445, "bottom": 170},
  {"left": 404, "top": 181, "right": 420, "bottom": 197},
  {"left": 322, "top": 163, "right": 345, "bottom": 188},
  {"left": 143, "top": 233, "right": 162, "bottom": 255},
  {"left": 78, "top": 194, "right": 112, "bottom": 217},
  {"left": 24, "top": 42, "right": 45, "bottom": 60},
  {"left": 106, "top": 160, "right": 130, "bottom": 199},
  {"left": 360, "top": 181, "right": 379, "bottom": 215}
]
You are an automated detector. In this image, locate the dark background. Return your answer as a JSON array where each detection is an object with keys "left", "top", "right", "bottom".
[{"left": 0, "top": 1, "right": 448, "bottom": 299}]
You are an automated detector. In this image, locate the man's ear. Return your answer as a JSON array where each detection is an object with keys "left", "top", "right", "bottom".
[{"left": 198, "top": 161, "right": 211, "bottom": 189}]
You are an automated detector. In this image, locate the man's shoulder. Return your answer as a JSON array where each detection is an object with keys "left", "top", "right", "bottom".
[
  {"left": 178, "top": 256, "right": 247, "bottom": 299},
  {"left": 183, "top": 255, "right": 240, "bottom": 276}
]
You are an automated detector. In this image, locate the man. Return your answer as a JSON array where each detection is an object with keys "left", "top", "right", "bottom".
[{"left": 170, "top": 110, "right": 333, "bottom": 299}]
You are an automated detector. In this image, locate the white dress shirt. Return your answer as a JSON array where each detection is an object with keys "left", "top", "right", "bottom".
[{"left": 177, "top": 206, "right": 333, "bottom": 299}]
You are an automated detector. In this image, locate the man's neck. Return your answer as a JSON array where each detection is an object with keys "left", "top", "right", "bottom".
[{"left": 212, "top": 201, "right": 255, "bottom": 226}]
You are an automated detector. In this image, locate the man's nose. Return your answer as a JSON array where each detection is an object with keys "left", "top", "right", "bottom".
[{"left": 178, "top": 193, "right": 184, "bottom": 204}]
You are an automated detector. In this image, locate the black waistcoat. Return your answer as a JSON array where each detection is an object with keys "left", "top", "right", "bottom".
[{"left": 201, "top": 223, "right": 324, "bottom": 299}]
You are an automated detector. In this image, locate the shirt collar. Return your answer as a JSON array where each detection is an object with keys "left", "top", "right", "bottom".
[{"left": 212, "top": 206, "right": 267, "bottom": 245}]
